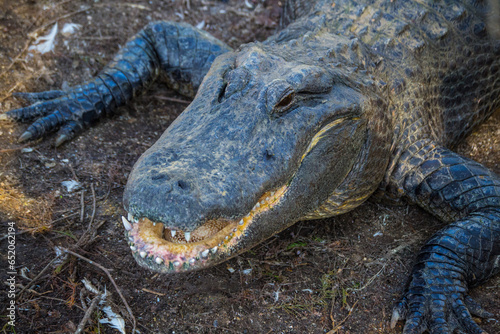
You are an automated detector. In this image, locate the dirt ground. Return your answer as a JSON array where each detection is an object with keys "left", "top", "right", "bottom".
[{"left": 0, "top": 1, "right": 499, "bottom": 333}]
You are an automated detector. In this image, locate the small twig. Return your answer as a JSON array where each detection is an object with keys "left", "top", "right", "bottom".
[
  {"left": 141, "top": 288, "right": 166, "bottom": 296},
  {"left": 76, "top": 184, "right": 97, "bottom": 247},
  {"left": 50, "top": 212, "right": 79, "bottom": 224},
  {"left": 98, "top": 183, "right": 112, "bottom": 202},
  {"left": 90, "top": 183, "right": 96, "bottom": 227},
  {"left": 0, "top": 73, "right": 35, "bottom": 102},
  {"left": 80, "top": 288, "right": 88, "bottom": 310},
  {"left": 0, "top": 229, "right": 29, "bottom": 242},
  {"left": 0, "top": 145, "right": 30, "bottom": 154},
  {"left": 17, "top": 254, "right": 63, "bottom": 299},
  {"left": 80, "top": 190, "right": 85, "bottom": 223},
  {"left": 68, "top": 164, "right": 79, "bottom": 182},
  {"left": 0, "top": 39, "right": 31, "bottom": 80},
  {"left": 62, "top": 248, "right": 136, "bottom": 333},
  {"left": 346, "top": 264, "right": 386, "bottom": 292},
  {"left": 94, "top": 3, "right": 151, "bottom": 10},
  {"left": 226, "top": 8, "right": 252, "bottom": 17},
  {"left": 74, "top": 293, "right": 102, "bottom": 334},
  {"left": 78, "top": 36, "right": 118, "bottom": 40},
  {"left": 58, "top": 187, "right": 102, "bottom": 262},
  {"left": 21, "top": 293, "right": 85, "bottom": 312},
  {"left": 327, "top": 300, "right": 359, "bottom": 334},
  {"left": 154, "top": 95, "right": 191, "bottom": 104}
]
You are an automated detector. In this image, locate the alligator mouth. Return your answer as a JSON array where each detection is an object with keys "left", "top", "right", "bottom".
[{"left": 122, "top": 184, "right": 288, "bottom": 273}]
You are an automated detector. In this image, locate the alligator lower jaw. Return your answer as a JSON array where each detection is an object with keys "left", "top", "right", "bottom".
[{"left": 123, "top": 184, "right": 288, "bottom": 273}]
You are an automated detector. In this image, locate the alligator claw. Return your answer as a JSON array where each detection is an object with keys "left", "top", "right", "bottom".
[
  {"left": 6, "top": 98, "right": 69, "bottom": 122},
  {"left": 393, "top": 282, "right": 490, "bottom": 334},
  {"left": 390, "top": 296, "right": 408, "bottom": 329},
  {"left": 465, "top": 295, "right": 495, "bottom": 319},
  {"left": 5, "top": 84, "right": 107, "bottom": 146},
  {"left": 18, "top": 131, "right": 33, "bottom": 142},
  {"left": 55, "top": 134, "right": 69, "bottom": 147}
]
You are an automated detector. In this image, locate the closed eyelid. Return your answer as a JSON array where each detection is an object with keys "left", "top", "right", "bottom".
[
  {"left": 287, "top": 66, "right": 334, "bottom": 93},
  {"left": 264, "top": 79, "right": 296, "bottom": 116}
]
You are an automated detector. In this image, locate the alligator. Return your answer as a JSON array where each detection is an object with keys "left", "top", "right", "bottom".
[{"left": 2, "top": 0, "right": 500, "bottom": 332}]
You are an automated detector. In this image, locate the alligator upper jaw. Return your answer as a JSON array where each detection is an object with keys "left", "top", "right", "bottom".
[{"left": 122, "top": 184, "right": 289, "bottom": 273}]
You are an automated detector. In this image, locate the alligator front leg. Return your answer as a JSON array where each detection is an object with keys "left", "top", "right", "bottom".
[
  {"left": 387, "top": 139, "right": 500, "bottom": 334},
  {"left": 1, "top": 22, "right": 231, "bottom": 146}
]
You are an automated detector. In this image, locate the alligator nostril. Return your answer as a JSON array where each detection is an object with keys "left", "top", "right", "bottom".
[
  {"left": 264, "top": 149, "right": 275, "bottom": 161},
  {"left": 177, "top": 180, "right": 190, "bottom": 190},
  {"left": 218, "top": 82, "right": 228, "bottom": 103}
]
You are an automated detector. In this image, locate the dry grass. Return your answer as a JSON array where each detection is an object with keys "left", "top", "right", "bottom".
[{"left": 0, "top": 184, "right": 54, "bottom": 232}]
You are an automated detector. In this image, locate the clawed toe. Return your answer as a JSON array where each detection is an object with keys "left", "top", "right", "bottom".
[
  {"left": 465, "top": 296, "right": 495, "bottom": 319},
  {"left": 392, "top": 292, "right": 492, "bottom": 334},
  {"left": 13, "top": 90, "right": 65, "bottom": 103}
]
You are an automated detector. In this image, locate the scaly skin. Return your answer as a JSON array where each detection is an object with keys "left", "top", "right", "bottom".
[{"left": 2, "top": 1, "right": 500, "bottom": 333}]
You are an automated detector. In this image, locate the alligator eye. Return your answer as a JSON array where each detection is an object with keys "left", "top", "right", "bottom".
[
  {"left": 266, "top": 80, "right": 297, "bottom": 117},
  {"left": 276, "top": 90, "right": 295, "bottom": 110},
  {"left": 274, "top": 89, "right": 295, "bottom": 113}
]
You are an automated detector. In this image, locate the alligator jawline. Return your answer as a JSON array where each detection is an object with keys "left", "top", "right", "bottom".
[{"left": 123, "top": 184, "right": 288, "bottom": 272}]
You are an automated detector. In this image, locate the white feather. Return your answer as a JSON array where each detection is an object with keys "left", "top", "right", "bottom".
[
  {"left": 29, "top": 23, "right": 58, "bottom": 54},
  {"left": 61, "top": 23, "right": 82, "bottom": 36}
]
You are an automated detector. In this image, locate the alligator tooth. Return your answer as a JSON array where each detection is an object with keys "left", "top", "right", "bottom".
[
  {"left": 122, "top": 216, "right": 132, "bottom": 231},
  {"left": 184, "top": 232, "right": 191, "bottom": 242},
  {"left": 153, "top": 222, "right": 156, "bottom": 226},
  {"left": 129, "top": 236, "right": 134, "bottom": 241},
  {"left": 233, "top": 228, "right": 237, "bottom": 233},
  {"left": 155, "top": 257, "right": 163, "bottom": 265},
  {"left": 171, "top": 230, "right": 177, "bottom": 238},
  {"left": 270, "top": 191, "right": 275, "bottom": 196},
  {"left": 139, "top": 251, "right": 147, "bottom": 258},
  {"left": 261, "top": 200, "right": 266, "bottom": 205},
  {"left": 238, "top": 219, "right": 244, "bottom": 226},
  {"left": 173, "top": 261, "right": 181, "bottom": 267},
  {"left": 225, "top": 236, "right": 229, "bottom": 240},
  {"left": 266, "top": 197, "right": 270, "bottom": 202},
  {"left": 127, "top": 212, "right": 134, "bottom": 222},
  {"left": 211, "top": 246, "right": 218, "bottom": 253},
  {"left": 254, "top": 202, "right": 260, "bottom": 210},
  {"left": 130, "top": 245, "right": 137, "bottom": 251},
  {"left": 189, "top": 258, "right": 196, "bottom": 265},
  {"left": 201, "top": 249, "right": 209, "bottom": 258}
]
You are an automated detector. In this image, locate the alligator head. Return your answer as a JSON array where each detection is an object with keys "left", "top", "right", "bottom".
[{"left": 122, "top": 42, "right": 391, "bottom": 273}]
